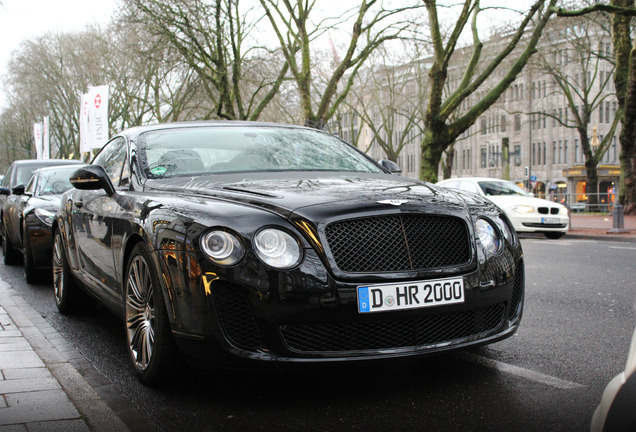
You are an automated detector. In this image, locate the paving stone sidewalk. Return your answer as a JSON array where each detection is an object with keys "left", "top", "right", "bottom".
[{"left": 0, "top": 276, "right": 145, "bottom": 431}]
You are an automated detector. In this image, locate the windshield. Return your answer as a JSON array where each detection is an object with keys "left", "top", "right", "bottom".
[
  {"left": 139, "top": 126, "right": 382, "bottom": 179},
  {"left": 35, "top": 167, "right": 79, "bottom": 196},
  {"left": 477, "top": 180, "right": 530, "bottom": 196}
]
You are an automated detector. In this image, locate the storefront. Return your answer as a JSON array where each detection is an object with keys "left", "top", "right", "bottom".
[{"left": 563, "top": 164, "right": 620, "bottom": 211}]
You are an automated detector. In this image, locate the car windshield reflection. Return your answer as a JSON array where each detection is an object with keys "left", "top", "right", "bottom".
[
  {"left": 478, "top": 180, "right": 530, "bottom": 197},
  {"left": 139, "top": 126, "right": 382, "bottom": 178}
]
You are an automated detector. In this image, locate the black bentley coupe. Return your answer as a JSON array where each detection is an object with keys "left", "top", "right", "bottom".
[{"left": 54, "top": 121, "right": 524, "bottom": 384}]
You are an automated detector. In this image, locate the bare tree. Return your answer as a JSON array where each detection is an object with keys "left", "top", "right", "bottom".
[
  {"left": 418, "top": 0, "right": 557, "bottom": 183},
  {"left": 122, "top": 0, "right": 289, "bottom": 121},
  {"left": 555, "top": 0, "right": 636, "bottom": 214},
  {"left": 345, "top": 45, "right": 427, "bottom": 165},
  {"left": 534, "top": 12, "right": 620, "bottom": 207},
  {"left": 259, "top": 0, "right": 420, "bottom": 129}
]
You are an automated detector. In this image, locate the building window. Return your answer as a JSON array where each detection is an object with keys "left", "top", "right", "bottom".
[
  {"left": 553, "top": 141, "right": 557, "bottom": 164},
  {"left": 532, "top": 143, "right": 536, "bottom": 166},
  {"left": 514, "top": 115, "right": 521, "bottom": 131},
  {"left": 481, "top": 147, "right": 487, "bottom": 168},
  {"left": 605, "top": 102, "right": 610, "bottom": 123},
  {"left": 575, "top": 139, "right": 579, "bottom": 163},
  {"left": 543, "top": 142, "right": 547, "bottom": 165},
  {"left": 558, "top": 140, "right": 562, "bottom": 164},
  {"left": 501, "top": 115, "right": 507, "bottom": 132},
  {"left": 481, "top": 118, "right": 487, "bottom": 135},
  {"left": 564, "top": 140, "right": 568, "bottom": 164}
]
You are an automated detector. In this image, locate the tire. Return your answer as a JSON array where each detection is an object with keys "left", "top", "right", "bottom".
[
  {"left": 125, "top": 242, "right": 176, "bottom": 385},
  {"left": 2, "top": 226, "right": 20, "bottom": 265},
  {"left": 52, "top": 229, "right": 80, "bottom": 313},
  {"left": 23, "top": 221, "right": 37, "bottom": 284},
  {"left": 544, "top": 232, "right": 565, "bottom": 240}
]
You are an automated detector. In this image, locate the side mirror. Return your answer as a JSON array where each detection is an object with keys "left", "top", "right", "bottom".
[
  {"left": 0, "top": 186, "right": 10, "bottom": 196},
  {"left": 379, "top": 159, "right": 401, "bottom": 174},
  {"left": 70, "top": 165, "right": 116, "bottom": 197},
  {"left": 11, "top": 184, "right": 25, "bottom": 196}
]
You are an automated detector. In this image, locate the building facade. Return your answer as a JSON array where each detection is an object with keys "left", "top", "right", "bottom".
[{"left": 344, "top": 17, "right": 620, "bottom": 209}]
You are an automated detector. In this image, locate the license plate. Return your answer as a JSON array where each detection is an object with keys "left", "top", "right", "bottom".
[
  {"left": 357, "top": 277, "right": 464, "bottom": 314},
  {"left": 541, "top": 217, "right": 560, "bottom": 224}
]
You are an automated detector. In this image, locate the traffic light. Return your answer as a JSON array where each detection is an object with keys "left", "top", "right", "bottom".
[{"left": 524, "top": 166, "right": 529, "bottom": 177}]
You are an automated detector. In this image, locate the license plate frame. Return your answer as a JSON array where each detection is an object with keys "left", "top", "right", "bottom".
[
  {"left": 357, "top": 277, "right": 464, "bottom": 314},
  {"left": 541, "top": 217, "right": 560, "bottom": 224}
]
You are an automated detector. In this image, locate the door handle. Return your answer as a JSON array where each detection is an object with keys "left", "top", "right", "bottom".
[{"left": 74, "top": 201, "right": 84, "bottom": 209}]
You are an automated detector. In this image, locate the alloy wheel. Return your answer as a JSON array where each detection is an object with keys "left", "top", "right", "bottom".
[
  {"left": 52, "top": 233, "right": 65, "bottom": 305},
  {"left": 126, "top": 255, "right": 156, "bottom": 372}
]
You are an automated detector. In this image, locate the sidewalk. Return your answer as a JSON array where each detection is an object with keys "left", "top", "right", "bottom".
[
  {"left": 0, "top": 213, "right": 634, "bottom": 430},
  {"left": 0, "top": 276, "right": 153, "bottom": 431},
  {"left": 567, "top": 213, "right": 636, "bottom": 242}
]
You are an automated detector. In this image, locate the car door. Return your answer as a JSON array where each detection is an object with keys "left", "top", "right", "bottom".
[
  {"left": 4, "top": 171, "right": 35, "bottom": 249},
  {"left": 71, "top": 137, "right": 129, "bottom": 306}
]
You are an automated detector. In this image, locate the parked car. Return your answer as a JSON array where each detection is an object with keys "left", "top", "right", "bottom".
[
  {"left": 0, "top": 164, "right": 85, "bottom": 282},
  {"left": 0, "top": 159, "right": 84, "bottom": 244},
  {"left": 591, "top": 325, "right": 636, "bottom": 431},
  {"left": 53, "top": 121, "right": 525, "bottom": 384},
  {"left": 437, "top": 177, "right": 569, "bottom": 239}
]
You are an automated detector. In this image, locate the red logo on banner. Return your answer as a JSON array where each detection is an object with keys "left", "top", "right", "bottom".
[
  {"left": 94, "top": 94, "right": 102, "bottom": 109},
  {"left": 83, "top": 100, "right": 88, "bottom": 115}
]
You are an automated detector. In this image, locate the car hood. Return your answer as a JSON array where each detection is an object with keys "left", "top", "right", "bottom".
[
  {"left": 26, "top": 194, "right": 63, "bottom": 212},
  {"left": 485, "top": 194, "right": 565, "bottom": 210},
  {"left": 143, "top": 172, "right": 470, "bottom": 218}
]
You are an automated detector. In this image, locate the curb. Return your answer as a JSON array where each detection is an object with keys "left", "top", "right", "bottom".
[{"left": 0, "top": 277, "right": 156, "bottom": 431}]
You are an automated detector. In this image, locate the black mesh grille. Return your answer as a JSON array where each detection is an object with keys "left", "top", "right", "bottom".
[
  {"left": 538, "top": 207, "right": 548, "bottom": 214},
  {"left": 551, "top": 208, "right": 559, "bottom": 215},
  {"left": 325, "top": 215, "right": 470, "bottom": 273},
  {"left": 280, "top": 304, "right": 505, "bottom": 353},
  {"left": 213, "top": 285, "right": 261, "bottom": 351},
  {"left": 509, "top": 260, "right": 524, "bottom": 321}
]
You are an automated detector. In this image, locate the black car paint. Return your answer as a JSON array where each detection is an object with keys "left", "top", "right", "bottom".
[
  {"left": 0, "top": 161, "right": 84, "bottom": 268},
  {"left": 55, "top": 122, "right": 524, "bottom": 365}
]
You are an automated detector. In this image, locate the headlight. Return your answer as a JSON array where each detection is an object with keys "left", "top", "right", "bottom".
[
  {"left": 510, "top": 205, "right": 534, "bottom": 214},
  {"left": 476, "top": 218, "right": 501, "bottom": 255},
  {"left": 34, "top": 208, "right": 56, "bottom": 226},
  {"left": 497, "top": 215, "right": 515, "bottom": 244},
  {"left": 559, "top": 206, "right": 568, "bottom": 215},
  {"left": 254, "top": 228, "right": 301, "bottom": 269},
  {"left": 201, "top": 230, "right": 244, "bottom": 266}
]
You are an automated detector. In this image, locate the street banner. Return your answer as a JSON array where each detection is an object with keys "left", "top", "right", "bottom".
[
  {"left": 80, "top": 93, "right": 89, "bottom": 154},
  {"left": 87, "top": 85, "right": 109, "bottom": 152},
  {"left": 42, "top": 116, "right": 50, "bottom": 160},
  {"left": 33, "top": 122, "right": 42, "bottom": 159}
]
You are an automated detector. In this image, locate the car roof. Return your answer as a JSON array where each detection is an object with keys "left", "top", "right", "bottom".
[
  {"left": 119, "top": 120, "right": 320, "bottom": 138},
  {"left": 438, "top": 177, "right": 514, "bottom": 183},
  {"left": 35, "top": 163, "right": 85, "bottom": 173},
  {"left": 10, "top": 159, "right": 83, "bottom": 167}
]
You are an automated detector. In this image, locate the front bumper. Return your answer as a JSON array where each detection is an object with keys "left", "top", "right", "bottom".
[
  {"left": 508, "top": 213, "right": 569, "bottom": 233},
  {"left": 159, "top": 248, "right": 524, "bottom": 365}
]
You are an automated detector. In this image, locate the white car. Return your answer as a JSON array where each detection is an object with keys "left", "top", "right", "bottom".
[{"left": 436, "top": 177, "right": 569, "bottom": 239}]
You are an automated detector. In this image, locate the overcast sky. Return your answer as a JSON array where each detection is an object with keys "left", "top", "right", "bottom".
[{"left": 0, "top": 0, "right": 117, "bottom": 108}]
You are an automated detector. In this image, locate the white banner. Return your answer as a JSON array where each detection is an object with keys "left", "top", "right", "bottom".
[
  {"left": 87, "top": 85, "right": 109, "bottom": 152},
  {"left": 42, "top": 116, "right": 50, "bottom": 160},
  {"left": 33, "top": 123, "right": 42, "bottom": 159},
  {"left": 80, "top": 93, "right": 89, "bottom": 154}
]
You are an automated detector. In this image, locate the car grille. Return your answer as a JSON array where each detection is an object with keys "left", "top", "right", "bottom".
[
  {"left": 280, "top": 304, "right": 505, "bottom": 353},
  {"left": 538, "top": 207, "right": 560, "bottom": 215},
  {"left": 324, "top": 215, "right": 470, "bottom": 273},
  {"left": 213, "top": 285, "right": 261, "bottom": 351},
  {"left": 509, "top": 260, "right": 524, "bottom": 321}
]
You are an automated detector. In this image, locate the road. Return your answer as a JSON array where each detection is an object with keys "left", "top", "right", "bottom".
[{"left": 2, "top": 236, "right": 635, "bottom": 432}]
